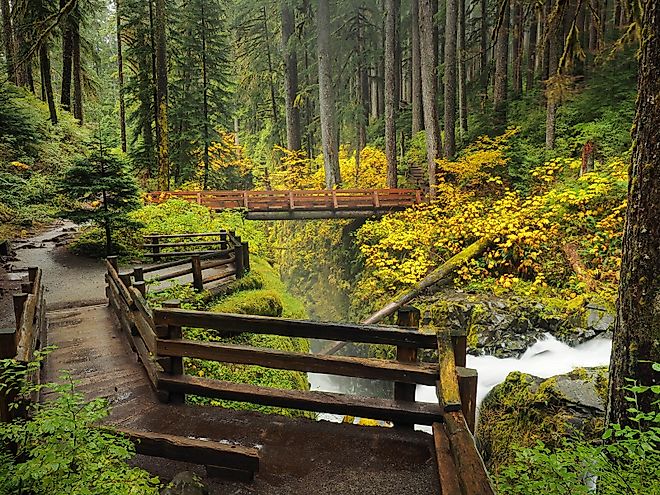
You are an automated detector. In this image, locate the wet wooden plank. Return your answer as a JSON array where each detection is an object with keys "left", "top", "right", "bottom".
[
  {"left": 158, "top": 374, "right": 444, "bottom": 425},
  {"left": 157, "top": 339, "right": 439, "bottom": 385}
]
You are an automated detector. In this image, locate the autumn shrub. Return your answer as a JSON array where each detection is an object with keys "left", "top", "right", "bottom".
[{"left": 352, "top": 132, "right": 627, "bottom": 315}]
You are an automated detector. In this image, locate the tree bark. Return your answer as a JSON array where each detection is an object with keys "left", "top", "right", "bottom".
[
  {"left": 493, "top": 0, "right": 510, "bottom": 130},
  {"left": 545, "top": 24, "right": 558, "bottom": 149},
  {"left": 480, "top": 0, "right": 489, "bottom": 91},
  {"left": 457, "top": 0, "right": 468, "bottom": 139},
  {"left": 444, "top": 0, "right": 458, "bottom": 158},
  {"left": 39, "top": 42, "right": 57, "bottom": 125},
  {"left": 526, "top": 6, "right": 537, "bottom": 91},
  {"left": 317, "top": 0, "right": 341, "bottom": 188},
  {"left": 356, "top": 7, "right": 369, "bottom": 178},
  {"left": 607, "top": 0, "right": 660, "bottom": 426},
  {"left": 72, "top": 23, "right": 83, "bottom": 124},
  {"left": 155, "top": 0, "right": 170, "bottom": 190},
  {"left": 116, "top": 1, "right": 127, "bottom": 153},
  {"left": 281, "top": 1, "right": 302, "bottom": 151},
  {"left": 419, "top": 0, "right": 442, "bottom": 197},
  {"left": 511, "top": 0, "right": 523, "bottom": 96},
  {"left": 385, "top": 0, "right": 399, "bottom": 188},
  {"left": 202, "top": 0, "right": 210, "bottom": 190},
  {"left": 411, "top": 0, "right": 424, "bottom": 133},
  {"left": 60, "top": 0, "right": 73, "bottom": 112},
  {"left": 0, "top": 0, "right": 15, "bottom": 83}
]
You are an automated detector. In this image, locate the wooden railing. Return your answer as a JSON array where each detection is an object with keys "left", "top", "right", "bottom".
[
  {"left": 145, "top": 189, "right": 423, "bottom": 213},
  {"left": 0, "top": 267, "right": 46, "bottom": 422},
  {"left": 104, "top": 261, "right": 493, "bottom": 493},
  {"left": 131, "top": 231, "right": 249, "bottom": 294}
]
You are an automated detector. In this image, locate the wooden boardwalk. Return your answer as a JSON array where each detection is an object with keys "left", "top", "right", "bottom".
[
  {"left": 43, "top": 304, "right": 441, "bottom": 494},
  {"left": 145, "top": 189, "right": 423, "bottom": 219}
]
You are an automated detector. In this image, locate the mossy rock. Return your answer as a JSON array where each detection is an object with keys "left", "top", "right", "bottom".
[
  {"left": 211, "top": 289, "right": 283, "bottom": 317},
  {"left": 225, "top": 269, "right": 265, "bottom": 294},
  {"left": 476, "top": 367, "right": 607, "bottom": 475}
]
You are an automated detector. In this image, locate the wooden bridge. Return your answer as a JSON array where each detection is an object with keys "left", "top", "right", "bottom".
[
  {"left": 1, "top": 256, "right": 494, "bottom": 494},
  {"left": 145, "top": 189, "right": 424, "bottom": 220}
]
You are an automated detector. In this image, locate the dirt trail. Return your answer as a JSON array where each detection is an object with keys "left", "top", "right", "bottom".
[{"left": 9, "top": 221, "right": 107, "bottom": 309}]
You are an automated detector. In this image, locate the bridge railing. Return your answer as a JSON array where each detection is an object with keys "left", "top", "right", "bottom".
[
  {"left": 104, "top": 261, "right": 494, "bottom": 493},
  {"left": 0, "top": 267, "right": 46, "bottom": 421},
  {"left": 145, "top": 188, "right": 423, "bottom": 212}
]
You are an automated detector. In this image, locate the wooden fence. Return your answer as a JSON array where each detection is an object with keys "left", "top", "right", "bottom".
[
  {"left": 133, "top": 231, "right": 249, "bottom": 294},
  {"left": 145, "top": 189, "right": 423, "bottom": 213},
  {"left": 105, "top": 260, "right": 493, "bottom": 493},
  {"left": 0, "top": 267, "right": 46, "bottom": 422}
]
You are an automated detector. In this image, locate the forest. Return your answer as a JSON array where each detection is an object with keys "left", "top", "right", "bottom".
[{"left": 0, "top": 0, "right": 659, "bottom": 493}]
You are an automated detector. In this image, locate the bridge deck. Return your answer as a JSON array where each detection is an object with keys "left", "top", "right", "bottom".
[
  {"left": 44, "top": 304, "right": 440, "bottom": 493},
  {"left": 145, "top": 189, "right": 424, "bottom": 220}
]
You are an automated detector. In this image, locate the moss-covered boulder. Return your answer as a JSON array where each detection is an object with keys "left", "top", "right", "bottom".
[
  {"left": 476, "top": 367, "right": 607, "bottom": 474},
  {"left": 211, "top": 289, "right": 283, "bottom": 317}
]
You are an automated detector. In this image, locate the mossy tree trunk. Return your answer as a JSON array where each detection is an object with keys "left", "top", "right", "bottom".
[
  {"left": 607, "top": 0, "right": 660, "bottom": 426},
  {"left": 155, "top": 0, "right": 170, "bottom": 190},
  {"left": 384, "top": 0, "right": 399, "bottom": 188}
]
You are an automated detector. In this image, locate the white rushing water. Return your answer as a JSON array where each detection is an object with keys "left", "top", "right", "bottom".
[
  {"left": 308, "top": 334, "right": 612, "bottom": 427},
  {"left": 415, "top": 333, "right": 612, "bottom": 406}
]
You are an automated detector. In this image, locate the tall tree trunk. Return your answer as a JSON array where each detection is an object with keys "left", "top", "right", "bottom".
[
  {"left": 0, "top": 0, "right": 15, "bottom": 84},
  {"left": 458, "top": 0, "right": 468, "bottom": 139},
  {"left": 589, "top": 0, "right": 600, "bottom": 52},
  {"left": 480, "top": 0, "right": 488, "bottom": 91},
  {"left": 317, "top": 0, "right": 341, "bottom": 188},
  {"left": 72, "top": 23, "right": 83, "bottom": 124},
  {"left": 116, "top": 1, "right": 127, "bottom": 153},
  {"left": 545, "top": 25, "right": 558, "bottom": 149},
  {"left": 262, "top": 6, "right": 281, "bottom": 145},
  {"left": 154, "top": 0, "right": 170, "bottom": 190},
  {"left": 385, "top": 0, "right": 399, "bottom": 188},
  {"left": 356, "top": 7, "right": 369, "bottom": 178},
  {"left": 493, "top": 0, "right": 510, "bottom": 130},
  {"left": 39, "top": 43, "right": 57, "bottom": 125},
  {"left": 61, "top": 1, "right": 73, "bottom": 111},
  {"left": 202, "top": 0, "right": 210, "bottom": 190},
  {"left": 149, "top": 0, "right": 160, "bottom": 180},
  {"left": 512, "top": 0, "right": 523, "bottom": 96},
  {"left": 419, "top": 0, "right": 442, "bottom": 197},
  {"left": 444, "top": 0, "right": 458, "bottom": 158},
  {"left": 526, "top": 6, "right": 537, "bottom": 91},
  {"left": 281, "top": 1, "right": 302, "bottom": 151},
  {"left": 607, "top": 0, "right": 660, "bottom": 426},
  {"left": 411, "top": 0, "right": 424, "bottom": 133}
]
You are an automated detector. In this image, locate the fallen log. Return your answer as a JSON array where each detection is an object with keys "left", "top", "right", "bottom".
[
  {"left": 561, "top": 242, "right": 597, "bottom": 291},
  {"left": 324, "top": 235, "right": 493, "bottom": 355}
]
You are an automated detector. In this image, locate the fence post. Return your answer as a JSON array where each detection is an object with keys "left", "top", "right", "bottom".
[
  {"left": 12, "top": 293, "right": 28, "bottom": 332},
  {"left": 163, "top": 300, "right": 184, "bottom": 404},
  {"left": 234, "top": 237, "right": 245, "bottom": 279},
  {"left": 133, "top": 267, "right": 144, "bottom": 284},
  {"left": 220, "top": 231, "right": 228, "bottom": 250},
  {"left": 191, "top": 255, "right": 204, "bottom": 292},
  {"left": 458, "top": 367, "right": 478, "bottom": 433},
  {"left": 394, "top": 306, "right": 421, "bottom": 429},
  {"left": 133, "top": 281, "right": 147, "bottom": 297},
  {"left": 151, "top": 234, "right": 161, "bottom": 261},
  {"left": 242, "top": 241, "right": 250, "bottom": 272},
  {"left": 452, "top": 329, "right": 467, "bottom": 368}
]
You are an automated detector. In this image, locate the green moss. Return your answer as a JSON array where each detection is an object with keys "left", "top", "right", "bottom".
[
  {"left": 211, "top": 289, "right": 283, "bottom": 317},
  {"left": 477, "top": 370, "right": 606, "bottom": 475}
]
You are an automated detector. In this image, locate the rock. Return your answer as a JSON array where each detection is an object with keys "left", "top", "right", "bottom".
[
  {"left": 585, "top": 304, "right": 615, "bottom": 333},
  {"left": 161, "top": 472, "right": 208, "bottom": 495},
  {"left": 476, "top": 367, "right": 607, "bottom": 471}
]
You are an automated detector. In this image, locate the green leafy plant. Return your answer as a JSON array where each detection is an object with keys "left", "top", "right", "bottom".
[
  {"left": 495, "top": 364, "right": 660, "bottom": 495},
  {"left": 0, "top": 354, "right": 160, "bottom": 495}
]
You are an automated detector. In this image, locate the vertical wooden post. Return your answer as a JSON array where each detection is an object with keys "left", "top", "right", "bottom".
[
  {"left": 452, "top": 330, "right": 467, "bottom": 368},
  {"left": 394, "top": 306, "right": 421, "bottom": 429},
  {"left": 163, "top": 300, "right": 184, "bottom": 404},
  {"left": 119, "top": 272, "right": 132, "bottom": 290},
  {"left": 107, "top": 255, "right": 119, "bottom": 272},
  {"left": 133, "top": 267, "right": 144, "bottom": 283},
  {"left": 234, "top": 237, "right": 245, "bottom": 278},
  {"left": 151, "top": 234, "right": 161, "bottom": 261},
  {"left": 133, "top": 281, "right": 147, "bottom": 297},
  {"left": 27, "top": 266, "right": 38, "bottom": 282},
  {"left": 220, "top": 231, "right": 228, "bottom": 250},
  {"left": 191, "top": 255, "right": 204, "bottom": 292},
  {"left": 12, "top": 293, "right": 28, "bottom": 332},
  {"left": 0, "top": 327, "right": 17, "bottom": 359},
  {"left": 242, "top": 241, "right": 250, "bottom": 272},
  {"left": 458, "top": 367, "right": 478, "bottom": 433}
]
